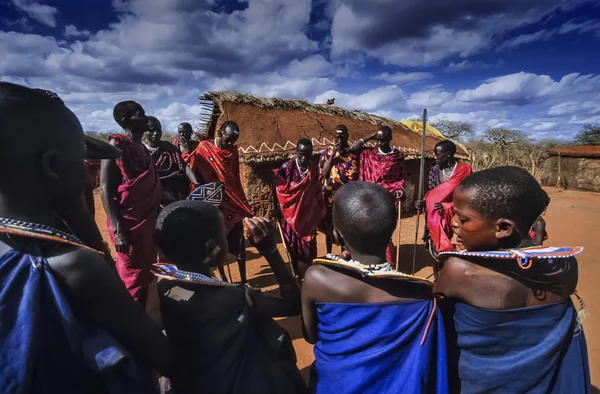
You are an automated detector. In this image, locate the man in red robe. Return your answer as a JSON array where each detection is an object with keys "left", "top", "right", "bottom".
[
  {"left": 100, "top": 101, "right": 163, "bottom": 307},
  {"left": 274, "top": 139, "right": 326, "bottom": 279},
  {"left": 186, "top": 121, "right": 253, "bottom": 283},
  {"left": 176, "top": 122, "right": 200, "bottom": 164},
  {"left": 416, "top": 140, "right": 472, "bottom": 256},
  {"left": 350, "top": 126, "right": 405, "bottom": 267},
  {"left": 145, "top": 116, "right": 199, "bottom": 204}
]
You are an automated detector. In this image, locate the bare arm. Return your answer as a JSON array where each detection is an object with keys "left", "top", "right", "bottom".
[
  {"left": 349, "top": 132, "right": 377, "bottom": 154},
  {"left": 301, "top": 265, "right": 322, "bottom": 344},
  {"left": 244, "top": 217, "right": 301, "bottom": 317},
  {"left": 49, "top": 247, "right": 170, "bottom": 376},
  {"left": 184, "top": 165, "right": 201, "bottom": 186},
  {"left": 99, "top": 153, "right": 128, "bottom": 253},
  {"left": 278, "top": 161, "right": 290, "bottom": 178},
  {"left": 320, "top": 149, "right": 337, "bottom": 179}
]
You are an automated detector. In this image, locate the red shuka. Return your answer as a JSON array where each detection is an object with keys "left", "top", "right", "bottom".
[
  {"left": 274, "top": 159, "right": 326, "bottom": 242},
  {"left": 188, "top": 140, "right": 253, "bottom": 231},
  {"left": 359, "top": 147, "right": 405, "bottom": 195},
  {"left": 107, "top": 134, "right": 163, "bottom": 307},
  {"left": 425, "top": 162, "right": 472, "bottom": 253}
]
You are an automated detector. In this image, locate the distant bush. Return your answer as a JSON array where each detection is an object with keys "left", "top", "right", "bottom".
[{"left": 465, "top": 127, "right": 565, "bottom": 178}]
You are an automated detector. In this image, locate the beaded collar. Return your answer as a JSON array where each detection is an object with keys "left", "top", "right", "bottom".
[
  {"left": 314, "top": 255, "right": 434, "bottom": 286},
  {"left": 0, "top": 217, "right": 96, "bottom": 251},
  {"left": 324, "top": 253, "right": 392, "bottom": 273},
  {"left": 152, "top": 262, "right": 237, "bottom": 287}
]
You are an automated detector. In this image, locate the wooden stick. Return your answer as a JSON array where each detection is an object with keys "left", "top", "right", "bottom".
[
  {"left": 276, "top": 221, "right": 295, "bottom": 275},
  {"left": 412, "top": 108, "right": 428, "bottom": 275},
  {"left": 396, "top": 200, "right": 402, "bottom": 271}
]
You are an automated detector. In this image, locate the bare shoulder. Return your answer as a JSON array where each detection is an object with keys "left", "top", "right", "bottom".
[
  {"left": 435, "top": 256, "right": 532, "bottom": 309},
  {"left": 46, "top": 246, "right": 117, "bottom": 291},
  {"left": 303, "top": 264, "right": 374, "bottom": 303},
  {"left": 304, "top": 264, "right": 336, "bottom": 289},
  {"left": 434, "top": 256, "right": 496, "bottom": 298},
  {"left": 303, "top": 264, "right": 356, "bottom": 294}
]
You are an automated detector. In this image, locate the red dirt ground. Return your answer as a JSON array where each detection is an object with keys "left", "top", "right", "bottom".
[{"left": 94, "top": 187, "right": 600, "bottom": 387}]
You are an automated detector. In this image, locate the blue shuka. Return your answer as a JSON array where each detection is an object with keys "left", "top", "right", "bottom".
[
  {"left": 439, "top": 247, "right": 590, "bottom": 394},
  {"left": 450, "top": 300, "right": 591, "bottom": 394},
  {"left": 0, "top": 246, "right": 157, "bottom": 394},
  {"left": 313, "top": 300, "right": 448, "bottom": 394}
]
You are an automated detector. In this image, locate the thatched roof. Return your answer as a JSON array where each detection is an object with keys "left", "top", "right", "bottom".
[
  {"left": 204, "top": 91, "right": 398, "bottom": 128},
  {"left": 201, "top": 91, "right": 466, "bottom": 163},
  {"left": 548, "top": 145, "right": 600, "bottom": 158}
]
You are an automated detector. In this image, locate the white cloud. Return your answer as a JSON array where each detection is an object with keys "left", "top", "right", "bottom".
[
  {"left": 10, "top": 0, "right": 59, "bottom": 27},
  {"left": 446, "top": 59, "right": 504, "bottom": 72},
  {"left": 287, "top": 55, "right": 333, "bottom": 78},
  {"left": 409, "top": 89, "right": 455, "bottom": 109},
  {"left": 498, "top": 29, "right": 556, "bottom": 51},
  {"left": 373, "top": 72, "right": 433, "bottom": 84},
  {"left": 533, "top": 121, "right": 558, "bottom": 131},
  {"left": 548, "top": 101, "right": 600, "bottom": 117},
  {"left": 209, "top": 73, "right": 336, "bottom": 99},
  {"left": 64, "top": 24, "right": 91, "bottom": 38},
  {"left": 498, "top": 18, "right": 600, "bottom": 51},
  {"left": 153, "top": 102, "right": 207, "bottom": 131},
  {"left": 330, "top": 0, "right": 565, "bottom": 66},
  {"left": 456, "top": 72, "right": 600, "bottom": 105},
  {"left": 314, "top": 85, "right": 408, "bottom": 112},
  {"left": 558, "top": 19, "right": 600, "bottom": 35}
]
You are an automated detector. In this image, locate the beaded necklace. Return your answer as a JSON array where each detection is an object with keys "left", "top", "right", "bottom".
[
  {"left": 442, "top": 162, "right": 457, "bottom": 180},
  {"left": 0, "top": 217, "right": 95, "bottom": 251},
  {"left": 324, "top": 253, "right": 392, "bottom": 273},
  {"left": 295, "top": 158, "right": 309, "bottom": 180}
]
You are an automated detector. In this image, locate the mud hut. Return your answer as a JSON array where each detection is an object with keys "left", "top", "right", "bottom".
[
  {"left": 542, "top": 146, "right": 600, "bottom": 192},
  {"left": 198, "top": 91, "right": 466, "bottom": 217}
]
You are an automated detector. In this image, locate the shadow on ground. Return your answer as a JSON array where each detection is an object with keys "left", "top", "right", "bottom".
[{"left": 397, "top": 243, "right": 436, "bottom": 276}]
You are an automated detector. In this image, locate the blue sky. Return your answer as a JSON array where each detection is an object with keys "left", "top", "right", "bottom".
[{"left": 1, "top": 0, "right": 599, "bottom": 140}]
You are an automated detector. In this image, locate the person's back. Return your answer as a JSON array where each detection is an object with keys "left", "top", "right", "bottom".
[
  {"left": 434, "top": 166, "right": 590, "bottom": 393},
  {"left": 154, "top": 201, "right": 307, "bottom": 394},
  {"left": 303, "top": 181, "right": 448, "bottom": 394},
  {"left": 0, "top": 83, "right": 169, "bottom": 393}
]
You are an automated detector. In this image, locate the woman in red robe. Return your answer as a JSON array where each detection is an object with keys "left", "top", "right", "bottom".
[{"left": 416, "top": 140, "right": 472, "bottom": 256}]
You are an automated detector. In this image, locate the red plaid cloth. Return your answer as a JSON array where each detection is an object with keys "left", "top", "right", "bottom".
[
  {"left": 110, "top": 134, "right": 152, "bottom": 183},
  {"left": 149, "top": 141, "right": 185, "bottom": 178}
]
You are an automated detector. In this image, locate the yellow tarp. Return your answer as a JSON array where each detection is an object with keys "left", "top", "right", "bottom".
[{"left": 400, "top": 120, "right": 446, "bottom": 140}]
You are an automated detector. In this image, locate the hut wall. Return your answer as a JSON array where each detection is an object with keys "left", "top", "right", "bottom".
[
  {"left": 215, "top": 101, "right": 447, "bottom": 158},
  {"left": 542, "top": 156, "right": 600, "bottom": 192}
]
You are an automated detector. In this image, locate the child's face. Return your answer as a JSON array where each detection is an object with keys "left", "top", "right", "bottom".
[{"left": 451, "top": 189, "right": 500, "bottom": 251}]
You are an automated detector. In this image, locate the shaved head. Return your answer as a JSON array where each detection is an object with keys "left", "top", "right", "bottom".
[
  {"left": 333, "top": 181, "right": 396, "bottom": 256},
  {"left": 0, "top": 82, "right": 86, "bottom": 206},
  {"left": 156, "top": 200, "right": 228, "bottom": 266}
]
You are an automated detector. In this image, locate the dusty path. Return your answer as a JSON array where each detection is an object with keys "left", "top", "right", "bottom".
[{"left": 94, "top": 187, "right": 600, "bottom": 385}]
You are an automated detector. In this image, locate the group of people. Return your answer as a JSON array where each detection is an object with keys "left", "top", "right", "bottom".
[{"left": 0, "top": 81, "right": 590, "bottom": 394}]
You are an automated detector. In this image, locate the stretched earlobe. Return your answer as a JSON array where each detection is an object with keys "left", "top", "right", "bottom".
[{"left": 495, "top": 218, "right": 516, "bottom": 240}]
